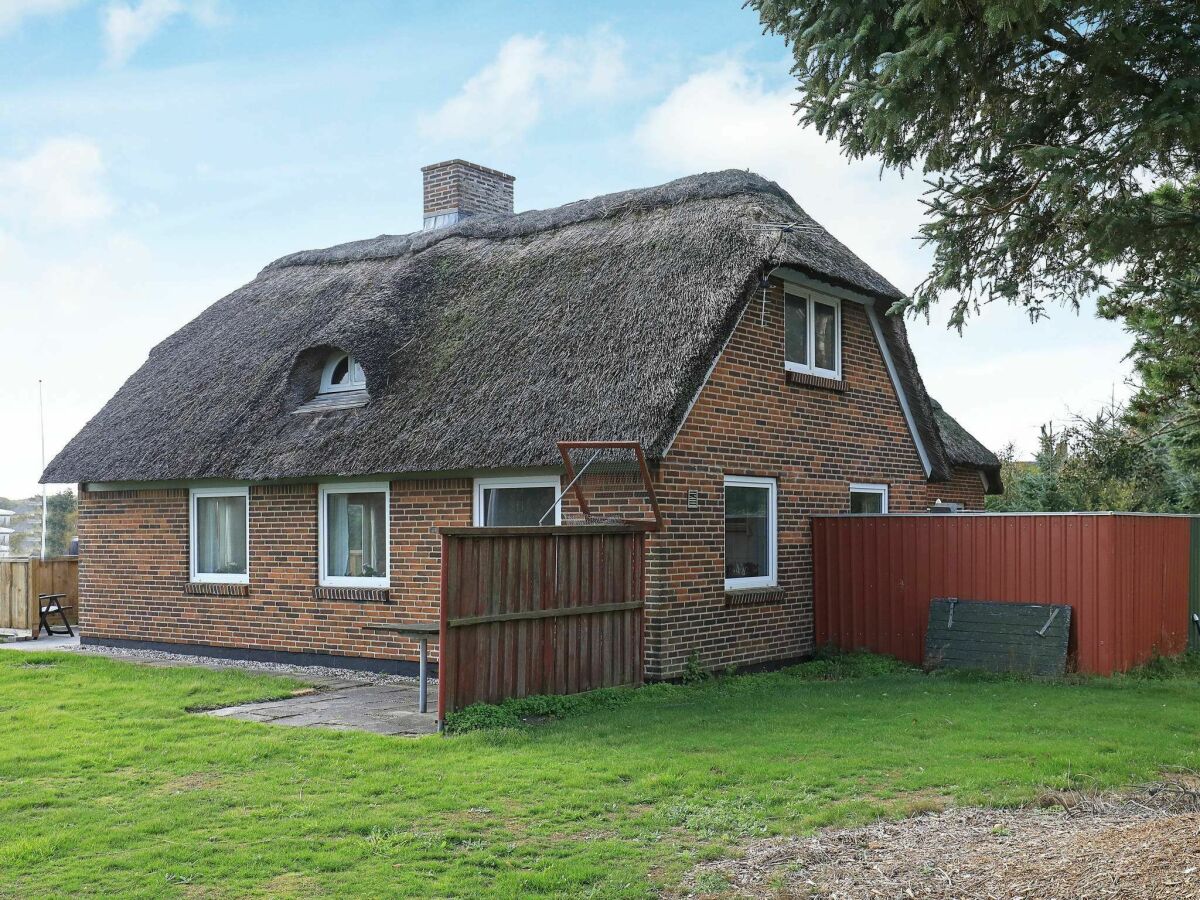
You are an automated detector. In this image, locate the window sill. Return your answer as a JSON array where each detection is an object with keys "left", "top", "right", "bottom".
[
  {"left": 313, "top": 586, "right": 392, "bottom": 603},
  {"left": 724, "top": 586, "right": 787, "bottom": 608},
  {"left": 185, "top": 582, "right": 249, "bottom": 597},
  {"left": 785, "top": 370, "right": 845, "bottom": 391}
]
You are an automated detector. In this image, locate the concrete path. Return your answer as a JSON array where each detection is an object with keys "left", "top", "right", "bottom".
[
  {"left": 0, "top": 632, "right": 79, "bottom": 651},
  {"left": 204, "top": 683, "right": 439, "bottom": 736},
  {"left": 0, "top": 632, "right": 438, "bottom": 736}
]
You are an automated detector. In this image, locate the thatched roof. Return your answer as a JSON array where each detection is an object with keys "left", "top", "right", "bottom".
[
  {"left": 44, "top": 170, "right": 991, "bottom": 486},
  {"left": 930, "top": 399, "right": 1003, "bottom": 494}
]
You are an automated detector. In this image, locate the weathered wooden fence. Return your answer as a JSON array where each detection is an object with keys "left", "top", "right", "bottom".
[
  {"left": 438, "top": 525, "right": 646, "bottom": 719},
  {"left": 0, "top": 557, "right": 80, "bottom": 635},
  {"left": 812, "top": 513, "right": 1193, "bottom": 675}
]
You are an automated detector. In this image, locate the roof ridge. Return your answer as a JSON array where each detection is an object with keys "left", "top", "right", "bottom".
[{"left": 261, "top": 169, "right": 795, "bottom": 274}]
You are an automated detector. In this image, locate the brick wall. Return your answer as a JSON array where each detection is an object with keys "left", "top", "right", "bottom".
[
  {"left": 79, "top": 479, "right": 471, "bottom": 666},
  {"left": 926, "top": 467, "right": 988, "bottom": 509},
  {"left": 640, "top": 279, "right": 981, "bottom": 678}
]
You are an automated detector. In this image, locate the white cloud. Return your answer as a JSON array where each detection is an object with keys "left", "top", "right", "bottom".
[
  {"left": 0, "top": 138, "right": 113, "bottom": 228},
  {"left": 102, "top": 0, "right": 221, "bottom": 65},
  {"left": 635, "top": 59, "right": 931, "bottom": 291},
  {"left": 0, "top": 0, "right": 82, "bottom": 35},
  {"left": 103, "top": 0, "right": 181, "bottom": 65},
  {"left": 419, "top": 30, "right": 627, "bottom": 145}
]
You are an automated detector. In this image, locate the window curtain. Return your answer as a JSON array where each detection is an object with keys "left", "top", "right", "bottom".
[
  {"left": 196, "top": 495, "right": 246, "bottom": 575},
  {"left": 327, "top": 493, "right": 350, "bottom": 577},
  {"left": 326, "top": 491, "right": 385, "bottom": 578},
  {"left": 483, "top": 487, "right": 556, "bottom": 526}
]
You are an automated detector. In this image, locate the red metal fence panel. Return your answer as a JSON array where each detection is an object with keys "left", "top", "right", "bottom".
[
  {"left": 812, "top": 514, "right": 1192, "bottom": 675},
  {"left": 438, "top": 525, "right": 646, "bottom": 718}
]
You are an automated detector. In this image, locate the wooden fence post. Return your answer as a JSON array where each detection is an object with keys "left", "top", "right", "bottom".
[{"left": 28, "top": 560, "right": 40, "bottom": 640}]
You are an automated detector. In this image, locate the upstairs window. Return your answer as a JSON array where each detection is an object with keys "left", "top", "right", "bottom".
[
  {"left": 319, "top": 352, "right": 366, "bottom": 394},
  {"left": 474, "top": 475, "right": 561, "bottom": 527},
  {"left": 785, "top": 289, "right": 841, "bottom": 379}
]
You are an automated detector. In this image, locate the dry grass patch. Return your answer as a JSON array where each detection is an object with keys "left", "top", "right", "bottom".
[{"left": 685, "top": 779, "right": 1200, "bottom": 899}]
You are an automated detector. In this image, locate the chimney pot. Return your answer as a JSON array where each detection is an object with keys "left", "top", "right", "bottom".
[{"left": 421, "top": 159, "right": 515, "bottom": 230}]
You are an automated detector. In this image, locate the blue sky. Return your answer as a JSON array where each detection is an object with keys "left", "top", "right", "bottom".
[{"left": 0, "top": 0, "right": 1134, "bottom": 498}]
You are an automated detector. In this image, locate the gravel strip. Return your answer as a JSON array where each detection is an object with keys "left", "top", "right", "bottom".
[
  {"left": 66, "top": 643, "right": 428, "bottom": 686},
  {"left": 684, "top": 780, "right": 1200, "bottom": 899}
]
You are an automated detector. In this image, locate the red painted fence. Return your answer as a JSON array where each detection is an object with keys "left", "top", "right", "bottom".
[
  {"left": 438, "top": 525, "right": 646, "bottom": 718},
  {"left": 812, "top": 513, "right": 1192, "bottom": 675}
]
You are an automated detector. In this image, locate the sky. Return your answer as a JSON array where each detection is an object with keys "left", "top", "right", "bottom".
[{"left": 0, "top": 0, "right": 1135, "bottom": 500}]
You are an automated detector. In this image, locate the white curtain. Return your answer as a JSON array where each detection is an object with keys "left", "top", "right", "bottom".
[
  {"left": 327, "top": 493, "right": 350, "bottom": 577},
  {"left": 196, "top": 495, "right": 246, "bottom": 576}
]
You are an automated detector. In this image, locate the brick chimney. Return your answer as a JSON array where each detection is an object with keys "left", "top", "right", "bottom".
[{"left": 421, "top": 159, "right": 515, "bottom": 230}]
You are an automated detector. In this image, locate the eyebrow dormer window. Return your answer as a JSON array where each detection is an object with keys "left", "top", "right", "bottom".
[{"left": 320, "top": 352, "right": 366, "bottom": 394}]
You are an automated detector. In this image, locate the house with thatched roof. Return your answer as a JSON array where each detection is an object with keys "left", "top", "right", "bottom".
[{"left": 45, "top": 160, "right": 1000, "bottom": 678}]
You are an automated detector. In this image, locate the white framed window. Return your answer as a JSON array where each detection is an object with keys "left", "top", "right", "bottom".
[
  {"left": 318, "top": 482, "right": 389, "bottom": 587},
  {"left": 319, "top": 351, "right": 366, "bottom": 394},
  {"left": 189, "top": 486, "right": 249, "bottom": 584},
  {"left": 474, "top": 475, "right": 561, "bottom": 527},
  {"left": 784, "top": 288, "right": 841, "bottom": 379},
  {"left": 724, "top": 475, "right": 777, "bottom": 590},
  {"left": 849, "top": 483, "right": 889, "bottom": 514}
]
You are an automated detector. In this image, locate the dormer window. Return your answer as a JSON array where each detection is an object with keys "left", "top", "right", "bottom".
[{"left": 320, "top": 352, "right": 366, "bottom": 395}]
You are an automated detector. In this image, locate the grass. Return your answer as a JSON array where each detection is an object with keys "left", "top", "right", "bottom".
[{"left": 1, "top": 651, "right": 1199, "bottom": 898}]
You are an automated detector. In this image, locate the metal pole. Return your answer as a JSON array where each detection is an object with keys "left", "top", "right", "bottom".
[
  {"left": 539, "top": 450, "right": 602, "bottom": 525},
  {"left": 418, "top": 638, "right": 428, "bottom": 714},
  {"left": 39, "top": 380, "right": 47, "bottom": 560}
]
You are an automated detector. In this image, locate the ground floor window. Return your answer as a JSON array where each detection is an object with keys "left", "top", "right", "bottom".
[
  {"left": 474, "top": 475, "right": 560, "bottom": 527},
  {"left": 189, "top": 487, "right": 249, "bottom": 584},
  {"left": 319, "top": 483, "right": 389, "bottom": 587},
  {"left": 849, "top": 483, "right": 889, "bottom": 514},
  {"left": 724, "top": 475, "right": 777, "bottom": 590}
]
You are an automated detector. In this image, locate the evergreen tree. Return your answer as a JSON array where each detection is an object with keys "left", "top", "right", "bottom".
[{"left": 749, "top": 1, "right": 1200, "bottom": 344}]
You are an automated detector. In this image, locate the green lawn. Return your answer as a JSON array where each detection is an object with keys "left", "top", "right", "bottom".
[{"left": 1, "top": 652, "right": 1198, "bottom": 898}]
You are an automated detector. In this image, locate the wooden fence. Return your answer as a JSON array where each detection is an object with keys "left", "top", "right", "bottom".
[
  {"left": 0, "top": 557, "right": 79, "bottom": 635},
  {"left": 438, "top": 525, "right": 646, "bottom": 718}
]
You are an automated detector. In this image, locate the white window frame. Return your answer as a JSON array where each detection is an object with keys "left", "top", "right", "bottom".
[
  {"left": 849, "top": 483, "right": 889, "bottom": 514},
  {"left": 189, "top": 486, "right": 250, "bottom": 585},
  {"left": 783, "top": 288, "right": 842, "bottom": 380},
  {"left": 319, "top": 352, "right": 366, "bottom": 395},
  {"left": 473, "top": 475, "right": 562, "bottom": 527},
  {"left": 318, "top": 482, "right": 390, "bottom": 588},
  {"left": 723, "top": 474, "right": 778, "bottom": 591}
]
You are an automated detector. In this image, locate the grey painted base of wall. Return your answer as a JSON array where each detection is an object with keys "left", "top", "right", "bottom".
[{"left": 80, "top": 636, "right": 434, "bottom": 678}]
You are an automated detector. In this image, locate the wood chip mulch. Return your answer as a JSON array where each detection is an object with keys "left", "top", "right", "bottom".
[{"left": 684, "top": 781, "right": 1200, "bottom": 899}]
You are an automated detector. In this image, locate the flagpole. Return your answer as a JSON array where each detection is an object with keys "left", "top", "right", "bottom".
[{"left": 39, "top": 379, "right": 47, "bottom": 560}]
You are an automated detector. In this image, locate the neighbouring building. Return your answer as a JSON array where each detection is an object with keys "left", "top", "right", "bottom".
[
  {"left": 0, "top": 508, "right": 13, "bottom": 558},
  {"left": 43, "top": 162, "right": 1001, "bottom": 677}
]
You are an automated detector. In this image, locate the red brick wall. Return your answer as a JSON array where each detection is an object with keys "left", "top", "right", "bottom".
[
  {"left": 78, "top": 479, "right": 471, "bottom": 665},
  {"left": 926, "top": 467, "right": 988, "bottom": 509},
  {"left": 640, "top": 279, "right": 966, "bottom": 678}
]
